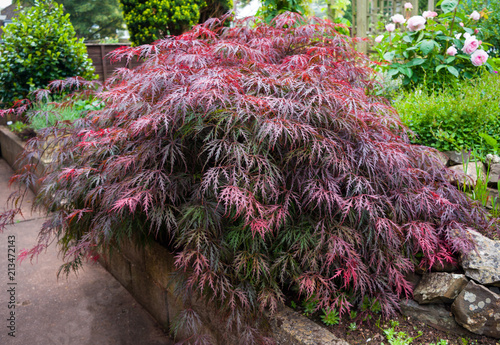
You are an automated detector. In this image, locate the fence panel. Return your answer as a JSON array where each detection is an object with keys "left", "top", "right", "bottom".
[{"left": 85, "top": 43, "right": 143, "bottom": 83}]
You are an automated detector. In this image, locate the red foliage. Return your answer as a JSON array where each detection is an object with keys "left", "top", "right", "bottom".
[{"left": 1, "top": 12, "right": 497, "bottom": 342}]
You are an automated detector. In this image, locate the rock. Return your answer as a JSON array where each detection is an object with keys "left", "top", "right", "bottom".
[
  {"left": 488, "top": 286, "right": 500, "bottom": 295},
  {"left": 461, "top": 229, "right": 500, "bottom": 286},
  {"left": 449, "top": 162, "right": 486, "bottom": 187},
  {"left": 451, "top": 280, "right": 500, "bottom": 338},
  {"left": 414, "top": 273, "right": 468, "bottom": 304},
  {"left": 443, "top": 150, "right": 478, "bottom": 166},
  {"left": 399, "top": 299, "right": 471, "bottom": 336},
  {"left": 487, "top": 163, "right": 500, "bottom": 188},
  {"left": 404, "top": 271, "right": 422, "bottom": 290},
  {"left": 431, "top": 260, "right": 460, "bottom": 272},
  {"left": 486, "top": 154, "right": 500, "bottom": 165}
]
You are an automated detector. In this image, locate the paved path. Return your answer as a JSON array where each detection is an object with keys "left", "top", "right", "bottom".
[{"left": 0, "top": 159, "right": 174, "bottom": 345}]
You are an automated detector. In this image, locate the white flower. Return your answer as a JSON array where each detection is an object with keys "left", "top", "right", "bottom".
[
  {"left": 375, "top": 35, "right": 384, "bottom": 43},
  {"left": 462, "top": 35, "right": 479, "bottom": 54},
  {"left": 385, "top": 23, "right": 396, "bottom": 32},
  {"left": 422, "top": 11, "right": 438, "bottom": 18},
  {"left": 406, "top": 16, "right": 426, "bottom": 32},
  {"left": 469, "top": 10, "right": 480, "bottom": 20},
  {"left": 463, "top": 32, "right": 471, "bottom": 39},
  {"left": 455, "top": 33, "right": 462, "bottom": 39},
  {"left": 7, "top": 121, "right": 13, "bottom": 126},
  {"left": 404, "top": 2, "right": 413, "bottom": 10},
  {"left": 391, "top": 14, "right": 406, "bottom": 24},
  {"left": 470, "top": 49, "right": 488, "bottom": 66},
  {"left": 446, "top": 46, "right": 457, "bottom": 56}
]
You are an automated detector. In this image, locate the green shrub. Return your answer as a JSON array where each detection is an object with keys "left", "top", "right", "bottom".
[
  {"left": 0, "top": 0, "right": 95, "bottom": 106},
  {"left": 395, "top": 74, "right": 500, "bottom": 156},
  {"left": 119, "top": 0, "right": 205, "bottom": 45},
  {"left": 460, "top": 0, "right": 500, "bottom": 57}
]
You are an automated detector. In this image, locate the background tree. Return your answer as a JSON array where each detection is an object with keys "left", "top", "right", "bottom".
[
  {"left": 20, "top": 0, "right": 126, "bottom": 41},
  {"left": 0, "top": 0, "right": 94, "bottom": 105},
  {"left": 119, "top": 0, "right": 204, "bottom": 45},
  {"left": 119, "top": 0, "right": 232, "bottom": 45}
]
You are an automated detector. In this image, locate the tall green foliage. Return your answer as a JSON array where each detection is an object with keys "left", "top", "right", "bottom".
[
  {"left": 119, "top": 0, "right": 205, "bottom": 45},
  {"left": 20, "top": 0, "right": 126, "bottom": 40},
  {"left": 257, "top": 0, "right": 310, "bottom": 22},
  {"left": 56, "top": 0, "right": 125, "bottom": 40},
  {"left": 0, "top": 0, "right": 94, "bottom": 106}
]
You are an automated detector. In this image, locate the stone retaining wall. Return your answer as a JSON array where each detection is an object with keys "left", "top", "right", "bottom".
[{"left": 100, "top": 238, "right": 348, "bottom": 345}]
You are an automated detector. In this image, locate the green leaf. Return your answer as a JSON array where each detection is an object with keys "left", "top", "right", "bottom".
[
  {"left": 383, "top": 51, "right": 396, "bottom": 61},
  {"left": 447, "top": 65, "right": 459, "bottom": 77},
  {"left": 397, "top": 66, "right": 413, "bottom": 78},
  {"left": 441, "top": 0, "right": 458, "bottom": 13},
  {"left": 408, "top": 58, "right": 426, "bottom": 66},
  {"left": 420, "top": 40, "right": 436, "bottom": 55},
  {"left": 416, "top": 30, "right": 425, "bottom": 43},
  {"left": 386, "top": 69, "right": 399, "bottom": 77},
  {"left": 403, "top": 35, "right": 413, "bottom": 43},
  {"left": 436, "top": 64, "right": 447, "bottom": 72},
  {"left": 445, "top": 56, "right": 456, "bottom": 63},
  {"left": 479, "top": 133, "right": 499, "bottom": 149}
]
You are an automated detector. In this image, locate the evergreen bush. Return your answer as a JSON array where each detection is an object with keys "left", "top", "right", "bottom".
[{"left": 0, "top": 0, "right": 94, "bottom": 106}]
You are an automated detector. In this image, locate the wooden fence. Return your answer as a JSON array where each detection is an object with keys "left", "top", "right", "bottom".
[{"left": 85, "top": 43, "right": 143, "bottom": 83}]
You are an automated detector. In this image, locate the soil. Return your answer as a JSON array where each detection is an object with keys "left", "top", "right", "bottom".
[{"left": 311, "top": 311, "right": 499, "bottom": 345}]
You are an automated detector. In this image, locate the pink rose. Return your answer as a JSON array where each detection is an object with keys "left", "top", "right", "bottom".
[
  {"left": 406, "top": 16, "right": 426, "bottom": 32},
  {"left": 446, "top": 46, "right": 457, "bottom": 56},
  {"left": 459, "top": 22, "right": 464, "bottom": 27},
  {"left": 375, "top": 35, "right": 384, "bottom": 43},
  {"left": 422, "top": 11, "right": 438, "bottom": 18},
  {"left": 474, "top": 28, "right": 479, "bottom": 34},
  {"left": 404, "top": 2, "right": 413, "bottom": 10},
  {"left": 463, "top": 33, "right": 471, "bottom": 39},
  {"left": 462, "top": 36, "right": 479, "bottom": 54},
  {"left": 470, "top": 49, "right": 488, "bottom": 66},
  {"left": 469, "top": 11, "right": 480, "bottom": 20},
  {"left": 391, "top": 14, "right": 406, "bottom": 24},
  {"left": 386, "top": 23, "right": 396, "bottom": 32}
]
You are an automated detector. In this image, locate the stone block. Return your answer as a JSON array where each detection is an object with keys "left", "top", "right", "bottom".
[
  {"left": 107, "top": 250, "right": 133, "bottom": 291},
  {"left": 119, "top": 236, "right": 146, "bottom": 271},
  {"left": 399, "top": 299, "right": 471, "bottom": 336},
  {"left": 461, "top": 229, "right": 500, "bottom": 286},
  {"left": 130, "top": 263, "right": 169, "bottom": 330},
  {"left": 452, "top": 280, "right": 500, "bottom": 338},
  {"left": 414, "top": 272, "right": 468, "bottom": 304},
  {"left": 449, "top": 162, "right": 486, "bottom": 187},
  {"left": 443, "top": 150, "right": 477, "bottom": 166},
  {"left": 487, "top": 163, "right": 500, "bottom": 188},
  {"left": 144, "top": 241, "right": 176, "bottom": 291}
]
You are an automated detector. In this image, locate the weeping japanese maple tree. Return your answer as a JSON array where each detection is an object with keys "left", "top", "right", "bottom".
[{"left": 2, "top": 12, "right": 497, "bottom": 343}]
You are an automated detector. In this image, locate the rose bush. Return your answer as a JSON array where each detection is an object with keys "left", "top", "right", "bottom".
[{"left": 373, "top": 0, "right": 494, "bottom": 88}]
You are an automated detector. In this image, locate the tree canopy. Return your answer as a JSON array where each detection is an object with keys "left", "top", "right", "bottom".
[
  {"left": 21, "top": 0, "right": 126, "bottom": 41},
  {"left": 119, "top": 0, "right": 232, "bottom": 45}
]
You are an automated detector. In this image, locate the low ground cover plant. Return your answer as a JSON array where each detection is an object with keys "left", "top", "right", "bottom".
[
  {"left": 395, "top": 73, "right": 500, "bottom": 155},
  {"left": 27, "top": 98, "right": 104, "bottom": 131},
  {"left": 1, "top": 12, "right": 498, "bottom": 343}
]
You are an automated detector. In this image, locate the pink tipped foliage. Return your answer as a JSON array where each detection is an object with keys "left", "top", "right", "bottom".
[{"left": 1, "top": 12, "right": 497, "bottom": 333}]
